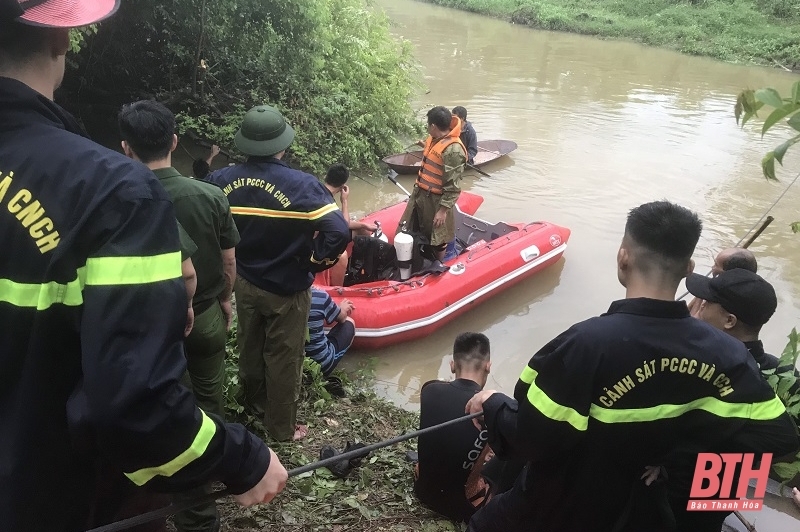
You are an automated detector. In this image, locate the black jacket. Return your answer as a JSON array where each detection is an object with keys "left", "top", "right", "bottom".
[
  {"left": 207, "top": 158, "right": 350, "bottom": 295},
  {"left": 0, "top": 77, "right": 270, "bottom": 532},
  {"left": 481, "top": 298, "right": 799, "bottom": 532}
]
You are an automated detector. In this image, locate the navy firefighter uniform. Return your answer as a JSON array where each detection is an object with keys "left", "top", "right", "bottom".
[
  {"left": 208, "top": 157, "right": 350, "bottom": 296},
  {"left": 470, "top": 298, "right": 799, "bottom": 532},
  {"left": 0, "top": 77, "right": 272, "bottom": 531},
  {"left": 207, "top": 144, "right": 350, "bottom": 442}
]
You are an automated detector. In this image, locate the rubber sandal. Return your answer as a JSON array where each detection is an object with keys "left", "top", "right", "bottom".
[
  {"left": 319, "top": 445, "right": 352, "bottom": 478},
  {"left": 293, "top": 424, "right": 308, "bottom": 441},
  {"left": 343, "top": 441, "right": 369, "bottom": 468}
]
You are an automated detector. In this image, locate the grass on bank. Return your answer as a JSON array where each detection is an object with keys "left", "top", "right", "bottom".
[
  {"left": 213, "top": 324, "right": 460, "bottom": 532},
  {"left": 423, "top": 0, "right": 800, "bottom": 69}
]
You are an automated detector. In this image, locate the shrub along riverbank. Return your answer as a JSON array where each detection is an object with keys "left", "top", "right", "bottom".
[
  {"left": 65, "top": 0, "right": 422, "bottom": 175},
  {"left": 422, "top": 0, "right": 800, "bottom": 69}
]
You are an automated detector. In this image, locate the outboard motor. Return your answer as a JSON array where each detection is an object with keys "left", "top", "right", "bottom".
[{"left": 394, "top": 221, "right": 414, "bottom": 280}]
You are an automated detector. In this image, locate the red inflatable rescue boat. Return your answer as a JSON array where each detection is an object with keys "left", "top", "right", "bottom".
[{"left": 314, "top": 192, "right": 570, "bottom": 349}]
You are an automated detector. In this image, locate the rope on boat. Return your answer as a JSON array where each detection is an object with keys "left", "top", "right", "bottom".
[
  {"left": 83, "top": 412, "right": 483, "bottom": 532},
  {"left": 335, "top": 274, "right": 431, "bottom": 296}
]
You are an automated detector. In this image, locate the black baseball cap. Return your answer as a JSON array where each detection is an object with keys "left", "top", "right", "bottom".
[{"left": 686, "top": 268, "right": 777, "bottom": 326}]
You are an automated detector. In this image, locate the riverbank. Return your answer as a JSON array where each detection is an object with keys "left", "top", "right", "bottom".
[
  {"left": 420, "top": 0, "right": 800, "bottom": 70},
  {"left": 213, "top": 329, "right": 457, "bottom": 532}
]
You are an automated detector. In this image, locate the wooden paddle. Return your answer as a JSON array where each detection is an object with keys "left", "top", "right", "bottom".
[
  {"left": 465, "top": 162, "right": 492, "bottom": 178},
  {"left": 477, "top": 145, "right": 502, "bottom": 156}
]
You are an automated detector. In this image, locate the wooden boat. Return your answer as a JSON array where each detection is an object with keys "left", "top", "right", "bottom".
[
  {"left": 382, "top": 140, "right": 518, "bottom": 174},
  {"left": 313, "top": 191, "right": 570, "bottom": 349}
]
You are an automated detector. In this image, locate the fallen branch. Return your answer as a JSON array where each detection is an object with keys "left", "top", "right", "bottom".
[{"left": 771, "top": 58, "right": 793, "bottom": 72}]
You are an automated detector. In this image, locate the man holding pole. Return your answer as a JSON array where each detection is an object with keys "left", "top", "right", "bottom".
[
  {"left": 686, "top": 247, "right": 757, "bottom": 316},
  {"left": 0, "top": 2, "right": 287, "bottom": 530},
  {"left": 398, "top": 106, "right": 466, "bottom": 262}
]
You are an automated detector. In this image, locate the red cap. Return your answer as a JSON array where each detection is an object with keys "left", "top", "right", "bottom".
[{"left": 9, "top": 0, "right": 120, "bottom": 28}]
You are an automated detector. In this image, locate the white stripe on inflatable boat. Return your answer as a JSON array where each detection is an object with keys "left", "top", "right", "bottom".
[{"left": 355, "top": 242, "right": 568, "bottom": 338}]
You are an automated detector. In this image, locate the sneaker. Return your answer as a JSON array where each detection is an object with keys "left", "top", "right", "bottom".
[{"left": 324, "top": 375, "right": 346, "bottom": 398}]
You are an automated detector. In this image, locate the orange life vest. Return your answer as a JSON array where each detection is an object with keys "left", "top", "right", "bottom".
[{"left": 416, "top": 115, "right": 467, "bottom": 195}]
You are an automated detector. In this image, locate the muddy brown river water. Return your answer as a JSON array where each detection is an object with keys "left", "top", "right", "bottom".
[
  {"left": 357, "top": 0, "right": 800, "bottom": 528},
  {"left": 171, "top": 0, "right": 800, "bottom": 526}
]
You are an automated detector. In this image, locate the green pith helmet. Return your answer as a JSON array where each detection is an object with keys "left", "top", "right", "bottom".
[{"left": 234, "top": 105, "right": 296, "bottom": 157}]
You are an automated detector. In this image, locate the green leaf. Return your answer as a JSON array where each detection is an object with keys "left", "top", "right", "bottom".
[
  {"left": 735, "top": 90, "right": 749, "bottom": 124},
  {"left": 761, "top": 152, "right": 777, "bottom": 180},
  {"left": 357, "top": 503, "right": 373, "bottom": 519},
  {"left": 788, "top": 113, "right": 800, "bottom": 132},
  {"left": 762, "top": 103, "right": 800, "bottom": 137},
  {"left": 777, "top": 376, "right": 797, "bottom": 398},
  {"left": 771, "top": 460, "right": 800, "bottom": 481},
  {"left": 342, "top": 496, "right": 360, "bottom": 508},
  {"left": 781, "top": 328, "right": 799, "bottom": 362},
  {"left": 792, "top": 222, "right": 800, "bottom": 234},
  {"left": 793, "top": 81, "right": 800, "bottom": 104},
  {"left": 773, "top": 135, "right": 800, "bottom": 165},
  {"left": 735, "top": 90, "right": 764, "bottom": 127},
  {"left": 755, "top": 88, "right": 785, "bottom": 110}
]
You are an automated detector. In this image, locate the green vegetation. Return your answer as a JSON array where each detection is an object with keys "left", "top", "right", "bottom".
[
  {"left": 764, "top": 330, "right": 800, "bottom": 483},
  {"left": 736, "top": 80, "right": 800, "bottom": 186},
  {"left": 422, "top": 0, "right": 800, "bottom": 68},
  {"left": 67, "top": 0, "right": 421, "bottom": 174},
  {"left": 219, "top": 323, "right": 457, "bottom": 531},
  {"left": 735, "top": 82, "right": 800, "bottom": 483}
]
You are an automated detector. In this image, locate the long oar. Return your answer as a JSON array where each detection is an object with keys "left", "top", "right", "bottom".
[
  {"left": 352, "top": 173, "right": 381, "bottom": 189},
  {"left": 84, "top": 412, "right": 483, "bottom": 532},
  {"left": 465, "top": 161, "right": 492, "bottom": 178},
  {"left": 387, "top": 171, "right": 412, "bottom": 197},
  {"left": 676, "top": 216, "right": 774, "bottom": 301},
  {"left": 477, "top": 145, "right": 501, "bottom": 156},
  {"left": 404, "top": 149, "right": 491, "bottom": 178}
]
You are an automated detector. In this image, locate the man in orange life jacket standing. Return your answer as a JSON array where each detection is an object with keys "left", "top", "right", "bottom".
[{"left": 398, "top": 106, "right": 467, "bottom": 262}]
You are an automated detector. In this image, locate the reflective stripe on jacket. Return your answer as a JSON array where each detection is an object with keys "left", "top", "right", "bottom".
[
  {"left": 207, "top": 158, "right": 350, "bottom": 295},
  {"left": 416, "top": 115, "right": 467, "bottom": 194},
  {"left": 0, "top": 77, "right": 270, "bottom": 531}
]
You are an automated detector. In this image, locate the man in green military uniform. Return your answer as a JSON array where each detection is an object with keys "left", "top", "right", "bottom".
[
  {"left": 178, "top": 223, "right": 198, "bottom": 337},
  {"left": 398, "top": 106, "right": 467, "bottom": 261},
  {"left": 119, "top": 100, "right": 241, "bottom": 532}
]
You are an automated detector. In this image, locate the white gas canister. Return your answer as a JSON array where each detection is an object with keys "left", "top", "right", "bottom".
[
  {"left": 394, "top": 230, "right": 414, "bottom": 280},
  {"left": 373, "top": 221, "right": 389, "bottom": 243}
]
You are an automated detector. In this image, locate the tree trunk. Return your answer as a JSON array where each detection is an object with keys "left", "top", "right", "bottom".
[{"left": 191, "top": 0, "right": 208, "bottom": 98}]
